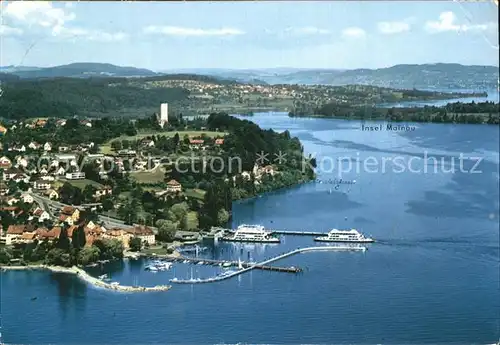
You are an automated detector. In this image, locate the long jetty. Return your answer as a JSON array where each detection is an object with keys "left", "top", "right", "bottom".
[
  {"left": 169, "top": 245, "right": 366, "bottom": 284},
  {"left": 165, "top": 255, "right": 301, "bottom": 273}
]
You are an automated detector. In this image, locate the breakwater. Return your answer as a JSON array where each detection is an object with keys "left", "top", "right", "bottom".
[{"left": 0, "top": 265, "right": 172, "bottom": 293}]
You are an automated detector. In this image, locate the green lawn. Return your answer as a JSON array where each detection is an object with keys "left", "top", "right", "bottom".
[
  {"left": 130, "top": 167, "right": 166, "bottom": 184},
  {"left": 58, "top": 179, "right": 104, "bottom": 189},
  {"left": 100, "top": 130, "right": 226, "bottom": 154},
  {"left": 184, "top": 188, "right": 206, "bottom": 200}
]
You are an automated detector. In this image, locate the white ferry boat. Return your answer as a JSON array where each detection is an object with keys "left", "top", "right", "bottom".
[
  {"left": 314, "top": 229, "right": 374, "bottom": 243},
  {"left": 221, "top": 224, "right": 280, "bottom": 243}
]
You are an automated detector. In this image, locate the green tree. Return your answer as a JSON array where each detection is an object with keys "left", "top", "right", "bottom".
[
  {"left": 217, "top": 208, "right": 230, "bottom": 226},
  {"left": 129, "top": 237, "right": 142, "bottom": 252},
  {"left": 56, "top": 227, "right": 71, "bottom": 251},
  {"left": 78, "top": 246, "right": 101, "bottom": 266},
  {"left": 71, "top": 226, "right": 86, "bottom": 250},
  {"left": 45, "top": 248, "right": 71, "bottom": 267},
  {"left": 156, "top": 219, "right": 177, "bottom": 242}
]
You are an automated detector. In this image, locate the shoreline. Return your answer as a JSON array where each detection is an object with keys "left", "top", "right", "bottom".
[{"left": 0, "top": 264, "right": 172, "bottom": 293}]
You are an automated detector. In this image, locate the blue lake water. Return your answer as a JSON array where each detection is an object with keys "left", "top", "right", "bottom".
[{"left": 1, "top": 112, "right": 499, "bottom": 344}]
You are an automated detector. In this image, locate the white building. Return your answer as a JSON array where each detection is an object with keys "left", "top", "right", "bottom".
[
  {"left": 159, "top": 103, "right": 169, "bottom": 128},
  {"left": 65, "top": 172, "right": 86, "bottom": 180}
]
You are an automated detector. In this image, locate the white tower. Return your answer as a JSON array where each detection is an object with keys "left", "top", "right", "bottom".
[{"left": 159, "top": 103, "right": 169, "bottom": 128}]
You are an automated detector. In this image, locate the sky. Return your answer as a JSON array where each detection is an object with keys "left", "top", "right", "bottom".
[{"left": 0, "top": 1, "right": 498, "bottom": 70}]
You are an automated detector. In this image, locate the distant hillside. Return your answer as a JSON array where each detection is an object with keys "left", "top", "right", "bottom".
[
  {"left": 0, "top": 77, "right": 189, "bottom": 119},
  {"left": 172, "top": 64, "right": 498, "bottom": 90},
  {"left": 271, "top": 64, "right": 499, "bottom": 90},
  {"left": 8, "top": 63, "right": 159, "bottom": 79}
]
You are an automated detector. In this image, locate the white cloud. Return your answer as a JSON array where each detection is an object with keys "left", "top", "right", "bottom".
[
  {"left": 143, "top": 26, "right": 245, "bottom": 36},
  {"left": 284, "top": 26, "right": 330, "bottom": 35},
  {"left": 377, "top": 21, "right": 410, "bottom": 34},
  {"left": 2, "top": 2, "right": 125, "bottom": 42},
  {"left": 4, "top": 1, "right": 75, "bottom": 31},
  {"left": 341, "top": 27, "right": 366, "bottom": 39},
  {"left": 0, "top": 24, "right": 23, "bottom": 36},
  {"left": 425, "top": 11, "right": 493, "bottom": 33}
]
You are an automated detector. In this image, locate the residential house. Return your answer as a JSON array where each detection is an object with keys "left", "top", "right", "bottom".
[
  {"left": 15, "top": 156, "right": 28, "bottom": 168},
  {"left": 102, "top": 228, "right": 132, "bottom": 249},
  {"left": 189, "top": 139, "right": 205, "bottom": 150},
  {"left": 56, "top": 119, "right": 67, "bottom": 127},
  {"left": 94, "top": 185, "right": 112, "bottom": 199},
  {"left": 22, "top": 193, "right": 34, "bottom": 203},
  {"left": 0, "top": 125, "right": 7, "bottom": 136},
  {"left": 35, "top": 119, "right": 47, "bottom": 128},
  {"left": 6, "top": 225, "right": 35, "bottom": 245},
  {"left": 9, "top": 144, "right": 26, "bottom": 152},
  {"left": 0, "top": 182, "right": 9, "bottom": 196},
  {"left": 6, "top": 196, "right": 19, "bottom": 206},
  {"left": 83, "top": 221, "right": 106, "bottom": 246},
  {"left": 34, "top": 180, "right": 52, "bottom": 190},
  {"left": 65, "top": 172, "right": 85, "bottom": 180},
  {"left": 215, "top": 138, "right": 224, "bottom": 145},
  {"left": 40, "top": 174, "right": 56, "bottom": 182},
  {"left": 28, "top": 142, "right": 41, "bottom": 150},
  {"left": 81, "top": 120, "right": 92, "bottom": 127},
  {"left": 12, "top": 174, "right": 29, "bottom": 183},
  {"left": 125, "top": 226, "right": 155, "bottom": 245},
  {"left": 0, "top": 156, "right": 12, "bottom": 169},
  {"left": 56, "top": 166, "right": 67, "bottom": 176},
  {"left": 36, "top": 227, "right": 61, "bottom": 241},
  {"left": 17, "top": 232, "right": 37, "bottom": 244},
  {"left": 44, "top": 189, "right": 59, "bottom": 200},
  {"left": 59, "top": 206, "right": 80, "bottom": 225},
  {"left": 166, "top": 179, "right": 182, "bottom": 193},
  {"left": 3, "top": 167, "right": 23, "bottom": 180},
  {"left": 43, "top": 142, "right": 52, "bottom": 152},
  {"left": 33, "top": 208, "right": 51, "bottom": 223},
  {"left": 140, "top": 138, "right": 155, "bottom": 148}
]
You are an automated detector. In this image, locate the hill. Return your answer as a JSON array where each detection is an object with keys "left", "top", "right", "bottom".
[
  {"left": 8, "top": 63, "right": 159, "bottom": 79},
  {"left": 0, "top": 77, "right": 189, "bottom": 119},
  {"left": 267, "top": 64, "right": 499, "bottom": 89},
  {"left": 173, "top": 64, "right": 498, "bottom": 90}
]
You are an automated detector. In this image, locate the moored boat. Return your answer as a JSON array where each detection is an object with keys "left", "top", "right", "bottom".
[
  {"left": 314, "top": 229, "right": 374, "bottom": 243},
  {"left": 221, "top": 224, "right": 280, "bottom": 243}
]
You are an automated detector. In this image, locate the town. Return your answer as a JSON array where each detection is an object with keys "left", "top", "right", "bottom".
[{"left": 0, "top": 108, "right": 314, "bottom": 266}]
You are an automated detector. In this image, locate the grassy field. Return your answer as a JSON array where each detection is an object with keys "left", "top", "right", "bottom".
[
  {"left": 184, "top": 188, "right": 206, "bottom": 200},
  {"left": 130, "top": 167, "right": 166, "bottom": 184},
  {"left": 56, "top": 179, "right": 104, "bottom": 189},
  {"left": 100, "top": 130, "right": 226, "bottom": 154}
]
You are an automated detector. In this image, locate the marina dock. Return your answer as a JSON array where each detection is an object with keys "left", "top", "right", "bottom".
[
  {"left": 170, "top": 245, "right": 366, "bottom": 284},
  {"left": 206, "top": 227, "right": 327, "bottom": 238},
  {"left": 270, "top": 230, "right": 326, "bottom": 236}
]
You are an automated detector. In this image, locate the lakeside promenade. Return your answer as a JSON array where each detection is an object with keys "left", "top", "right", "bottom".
[{"left": 0, "top": 265, "right": 172, "bottom": 293}]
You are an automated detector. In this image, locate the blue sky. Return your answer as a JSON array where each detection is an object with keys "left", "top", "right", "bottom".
[{"left": 1, "top": 1, "right": 498, "bottom": 70}]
